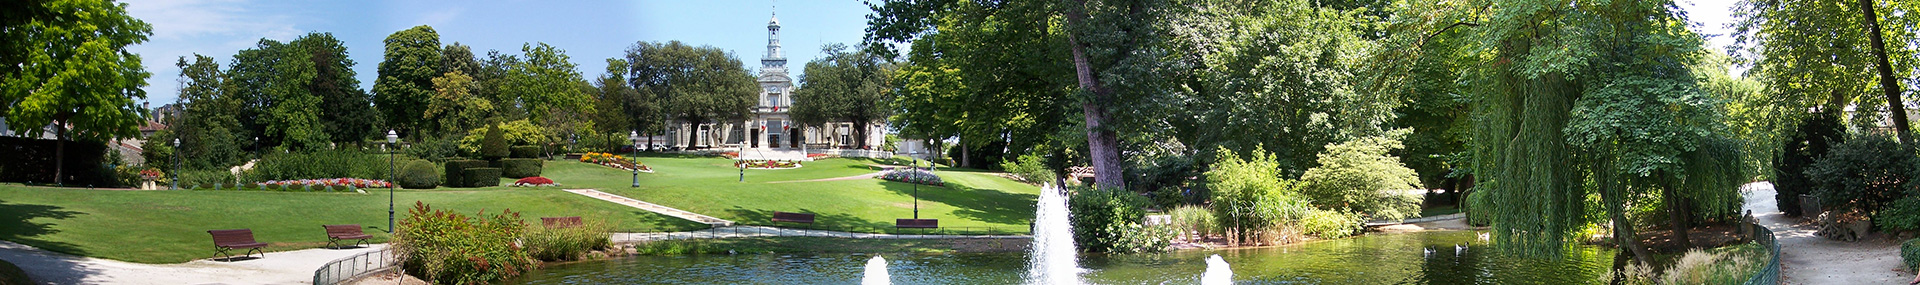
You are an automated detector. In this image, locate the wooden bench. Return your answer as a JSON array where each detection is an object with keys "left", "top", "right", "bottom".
[
  {"left": 207, "top": 229, "right": 267, "bottom": 260},
  {"left": 541, "top": 216, "right": 582, "bottom": 228},
  {"left": 771, "top": 212, "right": 816, "bottom": 228},
  {"left": 322, "top": 224, "right": 372, "bottom": 248},
  {"left": 896, "top": 219, "right": 939, "bottom": 229}
]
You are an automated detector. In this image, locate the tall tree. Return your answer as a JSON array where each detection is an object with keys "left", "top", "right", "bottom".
[
  {"left": 792, "top": 43, "right": 897, "bottom": 149},
  {"left": 0, "top": 0, "right": 152, "bottom": 185},
  {"left": 171, "top": 54, "right": 244, "bottom": 170},
  {"left": 1734, "top": 0, "right": 1916, "bottom": 141},
  {"left": 425, "top": 70, "right": 490, "bottom": 135},
  {"left": 294, "top": 32, "right": 376, "bottom": 144},
  {"left": 373, "top": 25, "right": 443, "bottom": 138},
  {"left": 624, "top": 41, "right": 756, "bottom": 148},
  {"left": 505, "top": 42, "right": 592, "bottom": 124}
]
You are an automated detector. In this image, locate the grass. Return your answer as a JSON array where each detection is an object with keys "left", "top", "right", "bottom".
[
  {"left": 0, "top": 154, "right": 1040, "bottom": 264},
  {"left": 631, "top": 236, "right": 1026, "bottom": 255}
]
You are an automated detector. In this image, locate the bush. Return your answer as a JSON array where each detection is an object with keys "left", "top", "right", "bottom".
[
  {"left": 1610, "top": 243, "right": 1767, "bottom": 285},
  {"left": 479, "top": 124, "right": 509, "bottom": 161},
  {"left": 241, "top": 149, "right": 385, "bottom": 182},
  {"left": 509, "top": 146, "right": 542, "bottom": 159},
  {"left": 1106, "top": 223, "right": 1176, "bottom": 253},
  {"left": 1300, "top": 135, "right": 1424, "bottom": 221},
  {"left": 464, "top": 168, "right": 502, "bottom": 187},
  {"left": 501, "top": 159, "right": 543, "bottom": 178},
  {"left": 404, "top": 137, "right": 461, "bottom": 163},
  {"left": 443, "top": 160, "right": 488, "bottom": 187},
  {"left": 394, "top": 202, "right": 535, "bottom": 284},
  {"left": 1205, "top": 147, "right": 1313, "bottom": 245},
  {"left": 1806, "top": 134, "right": 1915, "bottom": 215},
  {"left": 177, "top": 170, "right": 236, "bottom": 186},
  {"left": 460, "top": 119, "right": 550, "bottom": 155},
  {"left": 397, "top": 160, "right": 440, "bottom": 189},
  {"left": 1774, "top": 112, "right": 1844, "bottom": 217},
  {"left": 524, "top": 219, "right": 611, "bottom": 262},
  {"left": 1904, "top": 238, "right": 1920, "bottom": 271},
  {"left": 998, "top": 153, "right": 1055, "bottom": 184},
  {"left": 1168, "top": 205, "right": 1215, "bottom": 240},
  {"left": 879, "top": 169, "right": 943, "bottom": 186},
  {"left": 1298, "top": 209, "right": 1361, "bottom": 238},
  {"left": 1069, "top": 186, "right": 1150, "bottom": 252}
]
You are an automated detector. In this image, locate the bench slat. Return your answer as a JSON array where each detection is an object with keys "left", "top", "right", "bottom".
[
  {"left": 895, "top": 219, "right": 938, "bottom": 228},
  {"left": 771, "top": 212, "right": 816, "bottom": 223}
]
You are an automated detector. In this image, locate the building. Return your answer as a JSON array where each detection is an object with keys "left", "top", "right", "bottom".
[{"left": 664, "top": 10, "right": 885, "bottom": 152}]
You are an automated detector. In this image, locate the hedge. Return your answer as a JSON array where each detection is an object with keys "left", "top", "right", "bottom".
[
  {"left": 242, "top": 149, "right": 385, "bottom": 182},
  {"left": 463, "top": 168, "right": 502, "bottom": 187},
  {"left": 398, "top": 160, "right": 440, "bottom": 189},
  {"left": 510, "top": 146, "right": 542, "bottom": 159},
  {"left": 1904, "top": 238, "right": 1920, "bottom": 271},
  {"left": 443, "top": 160, "right": 490, "bottom": 187},
  {"left": 501, "top": 159, "right": 542, "bottom": 178},
  {"left": 0, "top": 136, "right": 114, "bottom": 186},
  {"left": 176, "top": 170, "right": 237, "bottom": 185}
]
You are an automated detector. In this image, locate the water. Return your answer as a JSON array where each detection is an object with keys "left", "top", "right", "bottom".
[
  {"left": 508, "top": 231, "right": 1617, "bottom": 284},
  {"left": 862, "top": 256, "right": 889, "bottom": 285},
  {"left": 1201, "top": 254, "right": 1231, "bottom": 285},
  {"left": 1025, "top": 184, "right": 1081, "bottom": 284}
]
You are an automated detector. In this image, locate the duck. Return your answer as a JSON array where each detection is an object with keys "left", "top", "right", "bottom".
[
  {"left": 1423, "top": 247, "right": 1435, "bottom": 258},
  {"left": 1455, "top": 244, "right": 1466, "bottom": 256}
]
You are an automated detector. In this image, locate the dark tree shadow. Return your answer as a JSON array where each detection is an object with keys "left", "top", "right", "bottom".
[
  {"left": 0, "top": 199, "right": 99, "bottom": 284},
  {"left": 878, "top": 181, "right": 1036, "bottom": 227}
]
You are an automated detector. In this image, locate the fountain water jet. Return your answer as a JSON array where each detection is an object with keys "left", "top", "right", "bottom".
[
  {"left": 1202, "top": 254, "right": 1233, "bottom": 285},
  {"left": 862, "top": 255, "right": 889, "bottom": 285},
  {"left": 1025, "top": 184, "right": 1083, "bottom": 285}
]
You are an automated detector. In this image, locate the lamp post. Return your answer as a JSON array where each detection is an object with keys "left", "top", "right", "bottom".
[
  {"left": 910, "top": 150, "right": 920, "bottom": 219},
  {"left": 629, "top": 131, "right": 641, "bottom": 187},
  {"left": 386, "top": 130, "right": 398, "bottom": 233},
  {"left": 171, "top": 138, "right": 180, "bottom": 191},
  {"left": 252, "top": 136, "right": 258, "bottom": 158}
]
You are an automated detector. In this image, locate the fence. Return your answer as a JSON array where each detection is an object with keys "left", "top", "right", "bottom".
[
  {"left": 1744, "top": 222, "right": 1780, "bottom": 285},
  {"left": 312, "top": 247, "right": 398, "bottom": 285},
  {"left": 614, "top": 225, "right": 1029, "bottom": 243}
]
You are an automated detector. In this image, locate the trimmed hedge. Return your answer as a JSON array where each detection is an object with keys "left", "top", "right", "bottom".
[
  {"left": 242, "top": 149, "right": 385, "bottom": 182},
  {"left": 0, "top": 136, "right": 114, "bottom": 186},
  {"left": 443, "top": 160, "right": 489, "bottom": 187},
  {"left": 398, "top": 160, "right": 440, "bottom": 189},
  {"left": 510, "top": 146, "right": 542, "bottom": 159},
  {"left": 176, "top": 170, "right": 237, "bottom": 185},
  {"left": 1904, "top": 238, "right": 1920, "bottom": 271},
  {"left": 463, "top": 168, "right": 502, "bottom": 187},
  {"left": 501, "top": 159, "right": 542, "bottom": 178}
]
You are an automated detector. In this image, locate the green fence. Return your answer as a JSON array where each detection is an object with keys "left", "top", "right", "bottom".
[{"left": 1745, "top": 222, "right": 1780, "bottom": 285}]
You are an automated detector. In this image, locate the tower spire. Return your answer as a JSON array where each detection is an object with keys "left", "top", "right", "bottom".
[{"left": 763, "top": 4, "right": 786, "bottom": 71}]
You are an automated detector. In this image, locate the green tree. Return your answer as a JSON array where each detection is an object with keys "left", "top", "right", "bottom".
[
  {"left": 0, "top": 0, "right": 152, "bottom": 185},
  {"left": 374, "top": 25, "right": 443, "bottom": 137},
  {"left": 171, "top": 54, "right": 244, "bottom": 170},
  {"left": 1733, "top": 0, "right": 1917, "bottom": 142},
  {"left": 294, "top": 33, "right": 377, "bottom": 144},
  {"left": 624, "top": 41, "right": 756, "bottom": 148},
  {"left": 1299, "top": 133, "right": 1423, "bottom": 221},
  {"left": 505, "top": 42, "right": 592, "bottom": 124},
  {"left": 426, "top": 70, "right": 491, "bottom": 135},
  {"left": 792, "top": 43, "right": 897, "bottom": 149}
]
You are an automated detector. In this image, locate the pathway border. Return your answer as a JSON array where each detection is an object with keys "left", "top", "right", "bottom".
[{"left": 563, "top": 189, "right": 734, "bottom": 226}]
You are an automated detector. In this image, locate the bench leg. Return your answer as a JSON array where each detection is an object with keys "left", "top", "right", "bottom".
[
  {"left": 247, "top": 247, "right": 264, "bottom": 259},
  {"left": 214, "top": 246, "right": 232, "bottom": 261},
  {"left": 326, "top": 237, "right": 341, "bottom": 249}
]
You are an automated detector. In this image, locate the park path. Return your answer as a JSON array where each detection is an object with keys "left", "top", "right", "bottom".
[
  {"left": 562, "top": 189, "right": 734, "bottom": 226},
  {"left": 0, "top": 240, "right": 386, "bottom": 285},
  {"left": 765, "top": 172, "right": 880, "bottom": 184},
  {"left": 610, "top": 225, "right": 1030, "bottom": 243},
  {"left": 1741, "top": 182, "right": 1909, "bottom": 284}
]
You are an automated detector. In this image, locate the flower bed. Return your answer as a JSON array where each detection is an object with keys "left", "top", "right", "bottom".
[
  {"left": 734, "top": 160, "right": 801, "bottom": 169},
  {"left": 879, "top": 169, "right": 943, "bottom": 186},
  {"left": 806, "top": 153, "right": 836, "bottom": 159},
  {"left": 579, "top": 152, "right": 652, "bottom": 172},
  {"left": 511, "top": 177, "right": 559, "bottom": 187},
  {"left": 182, "top": 178, "right": 392, "bottom": 192}
]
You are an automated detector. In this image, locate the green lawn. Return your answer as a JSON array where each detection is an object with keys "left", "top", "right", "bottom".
[{"left": 0, "top": 154, "right": 1039, "bottom": 264}]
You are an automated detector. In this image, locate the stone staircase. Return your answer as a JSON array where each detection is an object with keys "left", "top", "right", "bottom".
[{"left": 563, "top": 189, "right": 734, "bottom": 227}]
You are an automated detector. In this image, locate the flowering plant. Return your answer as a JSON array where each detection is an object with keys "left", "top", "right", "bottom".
[
  {"left": 581, "top": 152, "right": 650, "bottom": 172},
  {"left": 259, "top": 178, "right": 392, "bottom": 188},
  {"left": 879, "top": 169, "right": 943, "bottom": 186},
  {"left": 511, "top": 177, "right": 558, "bottom": 187},
  {"left": 138, "top": 168, "right": 165, "bottom": 181}
]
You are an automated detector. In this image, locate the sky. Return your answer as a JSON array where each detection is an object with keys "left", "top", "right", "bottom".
[
  {"left": 124, "top": 0, "right": 1746, "bottom": 106},
  {"left": 125, "top": 0, "right": 877, "bottom": 106}
]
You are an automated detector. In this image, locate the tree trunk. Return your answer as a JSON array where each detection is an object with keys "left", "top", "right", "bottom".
[
  {"left": 54, "top": 123, "right": 66, "bottom": 186},
  {"left": 854, "top": 120, "right": 869, "bottom": 149},
  {"left": 1063, "top": 3, "right": 1126, "bottom": 191},
  {"left": 1600, "top": 154, "right": 1652, "bottom": 265},
  {"left": 1664, "top": 185, "right": 1692, "bottom": 249},
  {"left": 960, "top": 136, "right": 970, "bottom": 168},
  {"left": 1859, "top": 0, "right": 1913, "bottom": 145}
]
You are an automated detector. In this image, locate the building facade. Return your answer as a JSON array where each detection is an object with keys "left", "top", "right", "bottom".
[{"left": 665, "top": 11, "right": 884, "bottom": 151}]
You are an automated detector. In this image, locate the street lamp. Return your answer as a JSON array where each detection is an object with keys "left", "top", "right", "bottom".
[
  {"left": 910, "top": 150, "right": 921, "bottom": 219},
  {"left": 629, "top": 131, "right": 641, "bottom": 187},
  {"left": 386, "top": 130, "right": 398, "bottom": 233},
  {"left": 171, "top": 138, "right": 180, "bottom": 191}
]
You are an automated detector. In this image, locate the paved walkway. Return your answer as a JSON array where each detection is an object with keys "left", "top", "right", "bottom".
[
  {"left": 1742, "top": 182, "right": 1909, "bottom": 284},
  {"left": 0, "top": 240, "right": 385, "bottom": 285},
  {"left": 765, "top": 172, "right": 880, "bottom": 184},
  {"left": 611, "top": 225, "right": 1030, "bottom": 243},
  {"left": 562, "top": 189, "right": 734, "bottom": 226}
]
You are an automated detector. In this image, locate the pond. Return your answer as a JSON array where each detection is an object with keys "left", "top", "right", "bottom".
[{"left": 506, "top": 230, "right": 1618, "bottom": 284}]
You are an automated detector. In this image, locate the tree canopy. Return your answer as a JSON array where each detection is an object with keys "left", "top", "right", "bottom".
[
  {"left": 374, "top": 25, "right": 443, "bottom": 137},
  {"left": 792, "top": 43, "right": 897, "bottom": 149},
  {"left": 624, "top": 41, "right": 756, "bottom": 147}
]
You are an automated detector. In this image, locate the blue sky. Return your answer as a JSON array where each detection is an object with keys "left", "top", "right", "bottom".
[
  {"left": 124, "top": 0, "right": 1742, "bottom": 105},
  {"left": 125, "top": 0, "right": 876, "bottom": 105}
]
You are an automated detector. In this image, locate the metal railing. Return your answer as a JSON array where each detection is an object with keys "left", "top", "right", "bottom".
[
  {"left": 615, "top": 225, "right": 1028, "bottom": 243},
  {"left": 1745, "top": 222, "right": 1780, "bottom": 285},
  {"left": 312, "top": 247, "right": 398, "bottom": 285}
]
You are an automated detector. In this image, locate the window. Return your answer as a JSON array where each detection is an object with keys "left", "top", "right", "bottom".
[{"left": 768, "top": 93, "right": 782, "bottom": 107}]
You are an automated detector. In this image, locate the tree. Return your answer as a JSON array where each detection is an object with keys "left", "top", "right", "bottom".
[
  {"left": 0, "top": 0, "right": 152, "bottom": 185},
  {"left": 792, "top": 43, "right": 897, "bottom": 149},
  {"left": 504, "top": 42, "right": 592, "bottom": 124},
  {"left": 1300, "top": 133, "right": 1424, "bottom": 221},
  {"left": 374, "top": 25, "right": 443, "bottom": 138},
  {"left": 171, "top": 54, "right": 244, "bottom": 170},
  {"left": 425, "top": 70, "right": 490, "bottom": 135},
  {"left": 1734, "top": 0, "right": 1917, "bottom": 143},
  {"left": 294, "top": 33, "right": 377, "bottom": 144},
  {"left": 624, "top": 41, "right": 756, "bottom": 148}
]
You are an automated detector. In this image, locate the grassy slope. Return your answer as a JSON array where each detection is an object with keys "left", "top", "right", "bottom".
[{"left": 560, "top": 155, "right": 1040, "bottom": 234}]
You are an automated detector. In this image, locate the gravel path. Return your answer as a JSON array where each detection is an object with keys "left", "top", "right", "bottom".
[
  {"left": 0, "top": 240, "right": 386, "bottom": 285},
  {"left": 1743, "top": 182, "right": 1910, "bottom": 284}
]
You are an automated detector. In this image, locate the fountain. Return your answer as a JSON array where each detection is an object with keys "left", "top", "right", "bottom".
[
  {"left": 1202, "top": 254, "right": 1233, "bottom": 285},
  {"left": 1025, "top": 184, "right": 1083, "bottom": 285},
  {"left": 862, "top": 255, "right": 889, "bottom": 285}
]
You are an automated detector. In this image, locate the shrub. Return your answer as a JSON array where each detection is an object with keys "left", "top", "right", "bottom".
[
  {"left": 998, "top": 153, "right": 1055, "bottom": 184},
  {"left": 509, "top": 146, "right": 542, "bottom": 159},
  {"left": 241, "top": 149, "right": 385, "bottom": 182},
  {"left": 397, "top": 160, "right": 440, "bottom": 189},
  {"left": 1205, "top": 147, "right": 1313, "bottom": 245},
  {"left": 1298, "top": 209, "right": 1361, "bottom": 238},
  {"left": 394, "top": 202, "right": 535, "bottom": 284},
  {"left": 177, "top": 170, "right": 236, "bottom": 186},
  {"left": 1627, "top": 243, "right": 1767, "bottom": 285},
  {"left": 405, "top": 137, "right": 461, "bottom": 163},
  {"left": 1774, "top": 112, "right": 1844, "bottom": 217},
  {"left": 1168, "top": 205, "right": 1216, "bottom": 240},
  {"left": 1069, "top": 186, "right": 1150, "bottom": 252},
  {"left": 524, "top": 219, "right": 611, "bottom": 262},
  {"left": 1300, "top": 135, "right": 1425, "bottom": 222},
  {"left": 1806, "top": 134, "right": 1915, "bottom": 215},
  {"left": 442, "top": 160, "right": 488, "bottom": 187},
  {"left": 459, "top": 119, "right": 549, "bottom": 155},
  {"left": 1904, "top": 238, "right": 1920, "bottom": 271},
  {"left": 463, "top": 168, "right": 501, "bottom": 187},
  {"left": 501, "top": 159, "right": 543, "bottom": 178},
  {"left": 511, "top": 177, "right": 557, "bottom": 187},
  {"left": 879, "top": 169, "right": 943, "bottom": 186},
  {"left": 479, "top": 124, "right": 509, "bottom": 161},
  {"left": 1106, "top": 223, "right": 1176, "bottom": 253}
]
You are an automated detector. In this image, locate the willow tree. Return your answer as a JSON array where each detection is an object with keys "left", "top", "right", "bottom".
[{"left": 1383, "top": 0, "right": 1745, "bottom": 263}]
